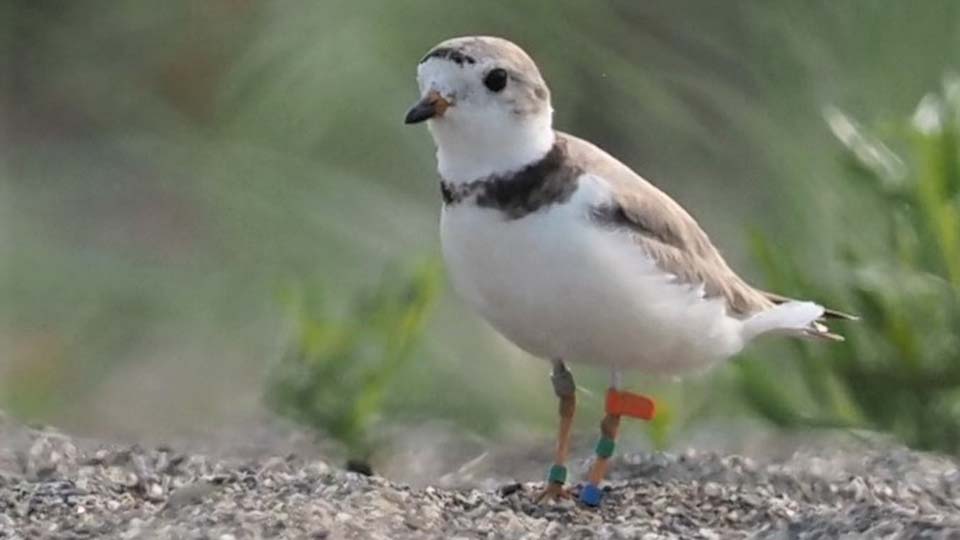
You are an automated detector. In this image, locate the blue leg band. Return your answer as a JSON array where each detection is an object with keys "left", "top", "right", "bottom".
[{"left": 579, "top": 483, "right": 603, "bottom": 507}]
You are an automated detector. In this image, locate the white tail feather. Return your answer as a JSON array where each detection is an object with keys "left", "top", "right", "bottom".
[{"left": 742, "top": 301, "right": 825, "bottom": 342}]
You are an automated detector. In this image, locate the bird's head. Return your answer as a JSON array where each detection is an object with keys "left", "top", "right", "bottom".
[{"left": 405, "top": 36, "right": 555, "bottom": 182}]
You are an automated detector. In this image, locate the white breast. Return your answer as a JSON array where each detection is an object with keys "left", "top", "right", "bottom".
[{"left": 439, "top": 175, "right": 745, "bottom": 375}]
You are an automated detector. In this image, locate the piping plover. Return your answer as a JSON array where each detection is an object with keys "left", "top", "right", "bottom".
[{"left": 404, "top": 36, "right": 854, "bottom": 507}]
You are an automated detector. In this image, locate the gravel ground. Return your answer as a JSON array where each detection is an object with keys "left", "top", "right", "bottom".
[{"left": 2, "top": 416, "right": 960, "bottom": 539}]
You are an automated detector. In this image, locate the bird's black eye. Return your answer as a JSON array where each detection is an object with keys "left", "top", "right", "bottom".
[{"left": 483, "top": 68, "right": 508, "bottom": 92}]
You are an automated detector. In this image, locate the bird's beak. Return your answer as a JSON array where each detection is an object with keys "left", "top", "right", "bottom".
[{"left": 404, "top": 90, "right": 450, "bottom": 124}]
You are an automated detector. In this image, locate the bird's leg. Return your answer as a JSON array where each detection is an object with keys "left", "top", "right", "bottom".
[
  {"left": 537, "top": 359, "right": 576, "bottom": 502},
  {"left": 579, "top": 370, "right": 656, "bottom": 507},
  {"left": 579, "top": 406, "right": 621, "bottom": 507}
]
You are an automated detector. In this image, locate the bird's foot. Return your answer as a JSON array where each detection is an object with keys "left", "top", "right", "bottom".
[
  {"left": 535, "top": 481, "right": 572, "bottom": 502},
  {"left": 535, "top": 464, "right": 571, "bottom": 502}
]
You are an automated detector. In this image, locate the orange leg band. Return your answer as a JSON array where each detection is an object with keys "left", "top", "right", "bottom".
[{"left": 605, "top": 388, "right": 656, "bottom": 420}]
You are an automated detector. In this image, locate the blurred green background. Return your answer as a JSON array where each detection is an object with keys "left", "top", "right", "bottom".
[{"left": 3, "top": 1, "right": 960, "bottom": 466}]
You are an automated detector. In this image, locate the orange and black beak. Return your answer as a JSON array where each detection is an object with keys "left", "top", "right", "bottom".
[{"left": 404, "top": 90, "right": 450, "bottom": 124}]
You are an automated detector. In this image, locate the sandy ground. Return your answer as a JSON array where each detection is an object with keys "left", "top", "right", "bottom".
[{"left": 2, "top": 413, "right": 960, "bottom": 539}]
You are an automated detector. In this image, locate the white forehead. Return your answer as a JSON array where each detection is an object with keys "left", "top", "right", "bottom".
[{"left": 416, "top": 57, "right": 486, "bottom": 94}]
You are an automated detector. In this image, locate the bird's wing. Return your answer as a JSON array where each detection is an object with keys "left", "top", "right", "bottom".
[
  {"left": 589, "top": 192, "right": 774, "bottom": 317},
  {"left": 558, "top": 132, "right": 772, "bottom": 317},
  {"left": 559, "top": 132, "right": 849, "bottom": 340},
  {"left": 558, "top": 131, "right": 850, "bottom": 339}
]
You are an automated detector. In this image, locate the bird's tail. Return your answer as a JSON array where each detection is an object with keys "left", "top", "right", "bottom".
[{"left": 741, "top": 301, "right": 827, "bottom": 342}]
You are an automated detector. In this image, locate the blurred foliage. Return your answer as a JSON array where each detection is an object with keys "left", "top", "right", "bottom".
[
  {"left": 737, "top": 76, "right": 960, "bottom": 453},
  {"left": 645, "top": 401, "right": 675, "bottom": 451},
  {"left": 265, "top": 261, "right": 442, "bottom": 457}
]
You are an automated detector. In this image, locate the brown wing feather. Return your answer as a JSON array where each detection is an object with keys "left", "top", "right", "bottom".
[
  {"left": 561, "top": 132, "right": 770, "bottom": 317},
  {"left": 559, "top": 131, "right": 852, "bottom": 340},
  {"left": 592, "top": 196, "right": 773, "bottom": 317}
]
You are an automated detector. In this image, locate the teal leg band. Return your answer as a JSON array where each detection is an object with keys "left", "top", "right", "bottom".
[
  {"left": 547, "top": 464, "right": 567, "bottom": 484},
  {"left": 595, "top": 436, "right": 616, "bottom": 458}
]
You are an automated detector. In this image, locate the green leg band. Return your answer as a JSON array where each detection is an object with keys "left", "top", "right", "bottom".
[
  {"left": 547, "top": 464, "right": 567, "bottom": 484},
  {"left": 595, "top": 436, "right": 616, "bottom": 458}
]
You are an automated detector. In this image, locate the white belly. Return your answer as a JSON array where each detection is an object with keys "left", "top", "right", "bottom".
[{"left": 439, "top": 178, "right": 745, "bottom": 376}]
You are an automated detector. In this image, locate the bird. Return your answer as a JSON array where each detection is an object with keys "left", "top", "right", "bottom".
[{"left": 404, "top": 36, "right": 855, "bottom": 507}]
